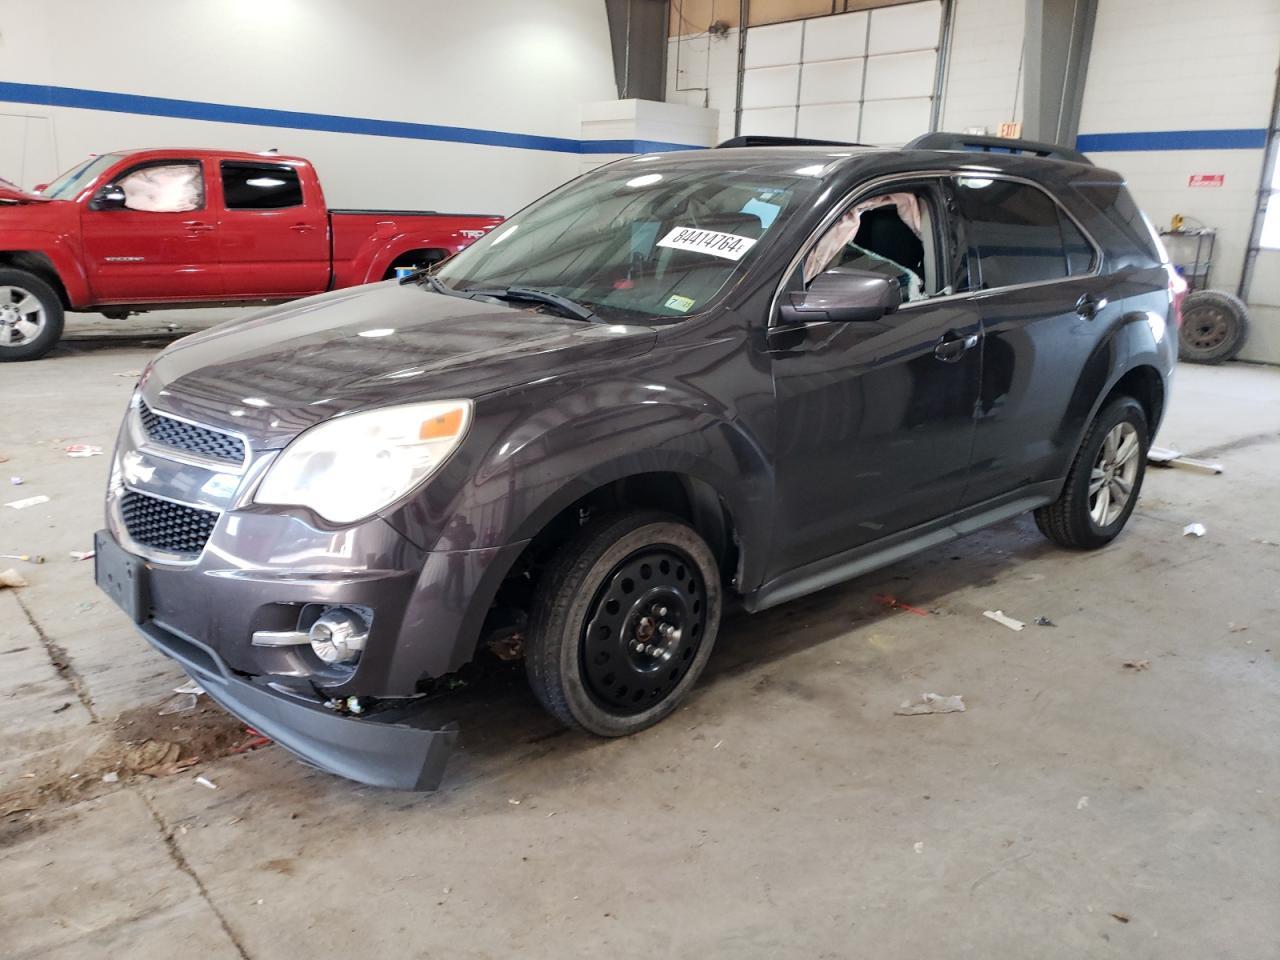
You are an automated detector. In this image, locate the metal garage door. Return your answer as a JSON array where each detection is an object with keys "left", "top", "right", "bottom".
[{"left": 739, "top": 1, "right": 943, "bottom": 146}]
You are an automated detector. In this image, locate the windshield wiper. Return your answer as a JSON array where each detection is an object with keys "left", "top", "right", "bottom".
[{"left": 462, "top": 286, "right": 599, "bottom": 323}]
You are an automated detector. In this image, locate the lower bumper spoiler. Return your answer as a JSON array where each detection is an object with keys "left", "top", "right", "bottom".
[{"left": 137, "top": 621, "right": 458, "bottom": 790}]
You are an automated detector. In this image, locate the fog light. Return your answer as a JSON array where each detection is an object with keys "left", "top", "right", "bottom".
[{"left": 309, "top": 608, "right": 369, "bottom": 664}]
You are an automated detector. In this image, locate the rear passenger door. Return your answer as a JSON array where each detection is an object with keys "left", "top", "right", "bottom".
[
  {"left": 950, "top": 175, "right": 1120, "bottom": 506},
  {"left": 216, "top": 160, "right": 330, "bottom": 297}
]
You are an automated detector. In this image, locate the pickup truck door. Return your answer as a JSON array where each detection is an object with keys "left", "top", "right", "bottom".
[
  {"left": 80, "top": 157, "right": 223, "bottom": 302},
  {"left": 765, "top": 178, "right": 982, "bottom": 577},
  {"left": 215, "top": 160, "right": 330, "bottom": 297}
]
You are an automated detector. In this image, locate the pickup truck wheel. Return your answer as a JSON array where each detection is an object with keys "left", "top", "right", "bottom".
[
  {"left": 1034, "top": 395, "right": 1148, "bottom": 550},
  {"left": 0, "top": 269, "right": 64, "bottom": 362},
  {"left": 526, "top": 511, "right": 722, "bottom": 737}
]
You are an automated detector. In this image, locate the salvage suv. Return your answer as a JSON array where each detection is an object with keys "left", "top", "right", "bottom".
[{"left": 95, "top": 133, "right": 1179, "bottom": 789}]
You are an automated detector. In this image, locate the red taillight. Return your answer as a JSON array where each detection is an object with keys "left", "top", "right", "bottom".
[{"left": 1167, "top": 266, "right": 1188, "bottom": 329}]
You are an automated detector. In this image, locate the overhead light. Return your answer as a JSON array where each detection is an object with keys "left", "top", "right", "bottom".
[
  {"left": 794, "top": 164, "right": 825, "bottom": 177},
  {"left": 626, "top": 173, "right": 663, "bottom": 188},
  {"left": 357, "top": 328, "right": 395, "bottom": 338},
  {"left": 245, "top": 177, "right": 285, "bottom": 188}
]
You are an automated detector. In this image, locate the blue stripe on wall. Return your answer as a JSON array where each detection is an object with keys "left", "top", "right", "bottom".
[
  {"left": 0, "top": 81, "right": 705, "bottom": 156},
  {"left": 1076, "top": 128, "right": 1268, "bottom": 152}
]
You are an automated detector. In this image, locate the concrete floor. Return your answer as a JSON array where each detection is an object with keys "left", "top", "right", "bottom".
[{"left": 2, "top": 313, "right": 1278, "bottom": 959}]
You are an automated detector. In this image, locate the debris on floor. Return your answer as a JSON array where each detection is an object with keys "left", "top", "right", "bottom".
[
  {"left": 1077, "top": 796, "right": 1089, "bottom": 810},
  {"left": 0, "top": 568, "right": 29, "bottom": 589},
  {"left": 64, "top": 444, "right": 103, "bottom": 458},
  {"left": 1122, "top": 659, "right": 1150, "bottom": 671},
  {"left": 983, "top": 609, "right": 1025, "bottom": 631},
  {"left": 69, "top": 550, "right": 95, "bottom": 561},
  {"left": 9, "top": 476, "right": 22, "bottom": 485},
  {"left": 4, "top": 494, "right": 49, "bottom": 510},
  {"left": 1148, "top": 445, "right": 1223, "bottom": 475},
  {"left": 114, "top": 370, "right": 142, "bottom": 378},
  {"left": 0, "top": 553, "right": 43, "bottom": 564},
  {"left": 913, "top": 841, "right": 924, "bottom": 853},
  {"left": 173, "top": 680, "right": 205, "bottom": 696},
  {"left": 195, "top": 775, "right": 218, "bottom": 790},
  {"left": 1183, "top": 522, "right": 1206, "bottom": 537},
  {"left": 1033, "top": 616, "right": 1056, "bottom": 627},
  {"left": 895, "top": 692, "right": 966, "bottom": 716},
  {"left": 874, "top": 593, "right": 930, "bottom": 616},
  {"left": 1109, "top": 912, "right": 1131, "bottom": 924},
  {"left": 158, "top": 693, "right": 199, "bottom": 716},
  {"left": 1228, "top": 622, "right": 1248, "bottom": 633},
  {"left": 102, "top": 771, "right": 119, "bottom": 784}
]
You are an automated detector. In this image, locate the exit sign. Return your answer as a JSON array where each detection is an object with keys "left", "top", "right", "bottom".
[{"left": 1188, "top": 174, "right": 1225, "bottom": 188}]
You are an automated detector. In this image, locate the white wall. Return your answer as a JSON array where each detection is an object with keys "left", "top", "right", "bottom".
[
  {"left": 938, "top": 0, "right": 1024, "bottom": 133},
  {"left": 1078, "top": 0, "right": 1280, "bottom": 362},
  {"left": 0, "top": 0, "right": 619, "bottom": 215}
]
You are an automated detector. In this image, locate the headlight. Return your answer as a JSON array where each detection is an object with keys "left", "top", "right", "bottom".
[{"left": 255, "top": 400, "right": 472, "bottom": 523}]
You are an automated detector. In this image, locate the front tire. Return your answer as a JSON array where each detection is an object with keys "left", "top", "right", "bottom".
[
  {"left": 0, "top": 269, "right": 64, "bottom": 362},
  {"left": 525, "top": 511, "right": 722, "bottom": 737},
  {"left": 1035, "top": 396, "right": 1148, "bottom": 550}
]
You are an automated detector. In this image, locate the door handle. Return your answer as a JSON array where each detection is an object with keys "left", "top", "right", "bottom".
[
  {"left": 290, "top": 223, "right": 316, "bottom": 233},
  {"left": 934, "top": 331, "right": 979, "bottom": 363},
  {"left": 1075, "top": 293, "right": 1108, "bottom": 319},
  {"left": 182, "top": 220, "right": 214, "bottom": 233}
]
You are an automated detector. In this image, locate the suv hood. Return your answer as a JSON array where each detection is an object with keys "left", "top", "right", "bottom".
[{"left": 145, "top": 281, "right": 657, "bottom": 448}]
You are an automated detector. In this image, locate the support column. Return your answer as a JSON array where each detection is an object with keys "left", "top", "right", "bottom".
[
  {"left": 1022, "top": 0, "right": 1098, "bottom": 145},
  {"left": 606, "top": 0, "right": 670, "bottom": 102}
]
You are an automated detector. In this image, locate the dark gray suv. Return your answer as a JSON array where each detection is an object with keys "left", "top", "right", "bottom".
[{"left": 95, "top": 134, "right": 1180, "bottom": 789}]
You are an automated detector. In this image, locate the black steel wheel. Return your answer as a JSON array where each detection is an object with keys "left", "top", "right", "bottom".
[
  {"left": 526, "top": 511, "right": 722, "bottom": 736},
  {"left": 1178, "top": 289, "right": 1249, "bottom": 364}
]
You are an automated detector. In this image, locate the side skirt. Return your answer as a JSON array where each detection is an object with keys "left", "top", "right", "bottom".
[{"left": 744, "top": 480, "right": 1062, "bottom": 613}]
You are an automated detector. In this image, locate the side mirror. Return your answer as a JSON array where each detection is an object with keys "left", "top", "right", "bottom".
[
  {"left": 778, "top": 267, "right": 902, "bottom": 324},
  {"left": 89, "top": 184, "right": 127, "bottom": 210}
]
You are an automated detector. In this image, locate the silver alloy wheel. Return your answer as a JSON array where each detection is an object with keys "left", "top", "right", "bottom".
[
  {"left": 0, "top": 285, "right": 46, "bottom": 348},
  {"left": 1089, "top": 421, "right": 1140, "bottom": 526}
]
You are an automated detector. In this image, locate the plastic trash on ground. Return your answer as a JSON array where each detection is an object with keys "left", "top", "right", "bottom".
[
  {"left": 983, "top": 609, "right": 1025, "bottom": 631},
  {"left": 895, "top": 692, "right": 966, "bottom": 716},
  {"left": 1183, "top": 522, "right": 1206, "bottom": 537}
]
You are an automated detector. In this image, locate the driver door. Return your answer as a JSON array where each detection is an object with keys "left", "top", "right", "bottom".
[
  {"left": 80, "top": 157, "right": 223, "bottom": 303},
  {"left": 765, "top": 177, "right": 982, "bottom": 576}
]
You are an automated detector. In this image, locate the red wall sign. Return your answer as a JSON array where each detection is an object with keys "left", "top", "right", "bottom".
[{"left": 1188, "top": 174, "right": 1225, "bottom": 188}]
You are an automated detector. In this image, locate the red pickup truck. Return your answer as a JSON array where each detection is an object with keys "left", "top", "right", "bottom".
[{"left": 0, "top": 149, "right": 502, "bottom": 360}]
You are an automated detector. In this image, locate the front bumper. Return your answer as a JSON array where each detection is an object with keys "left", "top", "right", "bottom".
[{"left": 138, "top": 616, "right": 458, "bottom": 790}]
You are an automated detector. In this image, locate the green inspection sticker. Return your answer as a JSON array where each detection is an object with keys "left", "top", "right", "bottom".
[{"left": 665, "top": 294, "right": 696, "bottom": 313}]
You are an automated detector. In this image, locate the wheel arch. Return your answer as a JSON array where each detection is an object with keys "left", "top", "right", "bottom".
[{"left": 0, "top": 250, "right": 73, "bottom": 308}]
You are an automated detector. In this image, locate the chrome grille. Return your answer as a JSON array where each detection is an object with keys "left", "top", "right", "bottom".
[
  {"left": 120, "top": 490, "right": 219, "bottom": 556},
  {"left": 139, "top": 401, "right": 245, "bottom": 466}
]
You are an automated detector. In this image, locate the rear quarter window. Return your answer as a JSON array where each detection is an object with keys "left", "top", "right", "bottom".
[{"left": 1072, "top": 181, "right": 1163, "bottom": 265}]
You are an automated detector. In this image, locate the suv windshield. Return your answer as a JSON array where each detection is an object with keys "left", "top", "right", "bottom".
[
  {"left": 434, "top": 159, "right": 824, "bottom": 322},
  {"left": 42, "top": 154, "right": 123, "bottom": 200}
]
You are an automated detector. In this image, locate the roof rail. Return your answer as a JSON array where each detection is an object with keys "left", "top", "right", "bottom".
[
  {"left": 716, "top": 135, "right": 864, "bottom": 149},
  {"left": 905, "top": 132, "right": 1092, "bottom": 166}
]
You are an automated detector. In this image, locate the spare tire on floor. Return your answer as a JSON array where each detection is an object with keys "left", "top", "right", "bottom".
[{"left": 1178, "top": 290, "right": 1249, "bottom": 364}]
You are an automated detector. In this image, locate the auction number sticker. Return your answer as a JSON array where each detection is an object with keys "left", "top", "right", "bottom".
[{"left": 657, "top": 226, "right": 757, "bottom": 262}]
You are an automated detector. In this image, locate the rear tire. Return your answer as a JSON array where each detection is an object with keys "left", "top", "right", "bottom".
[
  {"left": 525, "top": 511, "right": 722, "bottom": 737},
  {"left": 1035, "top": 396, "right": 1148, "bottom": 550},
  {"left": 0, "top": 269, "right": 64, "bottom": 362},
  {"left": 1178, "top": 289, "right": 1249, "bottom": 364}
]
